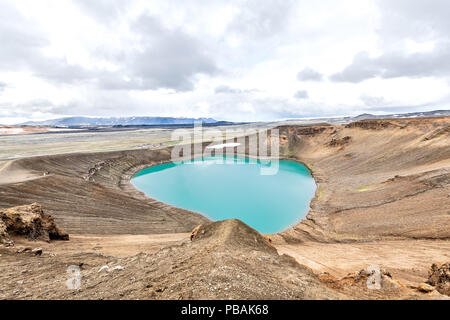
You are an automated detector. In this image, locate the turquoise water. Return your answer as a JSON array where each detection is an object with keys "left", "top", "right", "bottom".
[{"left": 131, "top": 156, "right": 316, "bottom": 234}]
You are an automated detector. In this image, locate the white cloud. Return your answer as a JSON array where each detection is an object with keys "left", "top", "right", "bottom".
[
  {"left": 297, "top": 68, "right": 323, "bottom": 82},
  {"left": 0, "top": 0, "right": 449, "bottom": 124},
  {"left": 294, "top": 90, "right": 309, "bottom": 99}
]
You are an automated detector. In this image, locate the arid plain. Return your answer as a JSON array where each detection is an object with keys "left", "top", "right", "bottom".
[{"left": 0, "top": 117, "right": 449, "bottom": 299}]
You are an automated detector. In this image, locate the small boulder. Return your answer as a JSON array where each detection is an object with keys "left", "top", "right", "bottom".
[
  {"left": 31, "top": 247, "right": 43, "bottom": 256},
  {"left": 428, "top": 262, "right": 450, "bottom": 296},
  {"left": 190, "top": 225, "right": 202, "bottom": 241},
  {"left": 0, "top": 203, "right": 69, "bottom": 242},
  {"left": 4, "top": 240, "right": 14, "bottom": 247},
  {"left": 417, "top": 283, "right": 434, "bottom": 293},
  {"left": 98, "top": 265, "right": 109, "bottom": 273},
  {"left": 16, "top": 247, "right": 32, "bottom": 253}
]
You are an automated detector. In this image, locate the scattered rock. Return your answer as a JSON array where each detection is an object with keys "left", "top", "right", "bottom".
[
  {"left": 13, "top": 290, "right": 25, "bottom": 295},
  {"left": 98, "top": 265, "right": 109, "bottom": 272},
  {"left": 295, "top": 126, "right": 328, "bottom": 136},
  {"left": 345, "top": 120, "right": 399, "bottom": 130},
  {"left": 263, "top": 235, "right": 272, "bottom": 244},
  {"left": 16, "top": 247, "right": 32, "bottom": 253},
  {"left": 84, "top": 161, "right": 109, "bottom": 181},
  {"left": 98, "top": 265, "right": 124, "bottom": 273},
  {"left": 417, "top": 283, "right": 434, "bottom": 293},
  {"left": 427, "top": 262, "right": 450, "bottom": 296},
  {"left": 422, "top": 126, "right": 450, "bottom": 141},
  {"left": 344, "top": 152, "right": 355, "bottom": 158},
  {"left": 31, "top": 247, "right": 43, "bottom": 256},
  {"left": 4, "top": 240, "right": 14, "bottom": 247},
  {"left": 190, "top": 225, "right": 202, "bottom": 241},
  {"left": 319, "top": 267, "right": 401, "bottom": 291},
  {"left": 328, "top": 136, "right": 351, "bottom": 147},
  {"left": 110, "top": 265, "right": 124, "bottom": 272},
  {"left": 381, "top": 268, "right": 392, "bottom": 278}
]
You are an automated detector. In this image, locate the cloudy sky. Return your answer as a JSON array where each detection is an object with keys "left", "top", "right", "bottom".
[{"left": 0, "top": 0, "right": 449, "bottom": 124}]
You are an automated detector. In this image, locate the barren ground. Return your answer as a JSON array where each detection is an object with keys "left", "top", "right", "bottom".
[{"left": 0, "top": 117, "right": 449, "bottom": 299}]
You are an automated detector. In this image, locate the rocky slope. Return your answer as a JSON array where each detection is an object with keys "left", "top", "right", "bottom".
[
  {"left": 0, "top": 219, "right": 342, "bottom": 299},
  {"left": 0, "top": 148, "right": 209, "bottom": 234},
  {"left": 275, "top": 117, "right": 450, "bottom": 242},
  {"left": 2, "top": 219, "right": 445, "bottom": 299}
]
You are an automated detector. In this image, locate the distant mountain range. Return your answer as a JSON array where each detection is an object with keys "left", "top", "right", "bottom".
[
  {"left": 20, "top": 116, "right": 219, "bottom": 127},
  {"left": 273, "top": 109, "right": 450, "bottom": 126},
  {"left": 15, "top": 109, "right": 450, "bottom": 127},
  {"left": 350, "top": 109, "right": 450, "bottom": 120},
  {"left": 326, "top": 109, "right": 450, "bottom": 124}
]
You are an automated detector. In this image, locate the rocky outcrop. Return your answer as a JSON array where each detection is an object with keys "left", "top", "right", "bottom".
[
  {"left": 295, "top": 126, "right": 329, "bottom": 136},
  {"left": 190, "top": 224, "right": 202, "bottom": 241},
  {"left": 417, "top": 283, "right": 435, "bottom": 293},
  {"left": 319, "top": 267, "right": 399, "bottom": 290},
  {"left": 314, "top": 267, "right": 445, "bottom": 299},
  {"left": 84, "top": 160, "right": 111, "bottom": 181},
  {"left": 276, "top": 117, "right": 450, "bottom": 242},
  {"left": 328, "top": 136, "right": 351, "bottom": 147},
  {"left": 0, "top": 203, "right": 69, "bottom": 244},
  {"left": 0, "top": 220, "right": 8, "bottom": 244},
  {"left": 344, "top": 119, "right": 401, "bottom": 130},
  {"left": 423, "top": 126, "right": 450, "bottom": 141},
  {"left": 428, "top": 262, "right": 450, "bottom": 296}
]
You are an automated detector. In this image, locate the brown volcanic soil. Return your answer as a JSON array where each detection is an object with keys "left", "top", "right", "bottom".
[
  {"left": 0, "top": 148, "right": 209, "bottom": 234},
  {"left": 1, "top": 219, "right": 443, "bottom": 300},
  {"left": 0, "top": 220, "right": 345, "bottom": 299},
  {"left": 0, "top": 117, "right": 449, "bottom": 299},
  {"left": 276, "top": 117, "right": 450, "bottom": 242}
]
